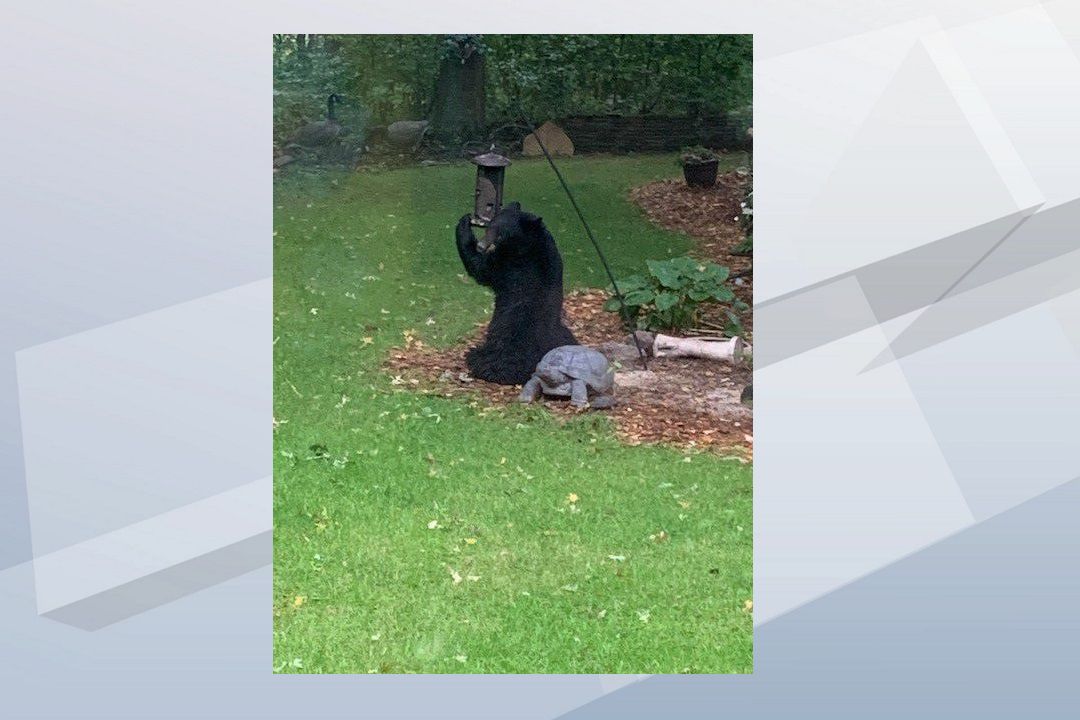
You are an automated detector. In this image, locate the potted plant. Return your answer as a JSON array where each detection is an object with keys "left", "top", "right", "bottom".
[{"left": 679, "top": 146, "right": 720, "bottom": 188}]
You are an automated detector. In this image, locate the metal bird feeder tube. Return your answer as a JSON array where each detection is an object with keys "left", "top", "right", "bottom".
[{"left": 471, "top": 151, "right": 511, "bottom": 227}]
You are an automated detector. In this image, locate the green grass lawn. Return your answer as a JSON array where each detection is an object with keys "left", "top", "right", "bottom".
[{"left": 273, "top": 153, "right": 753, "bottom": 674}]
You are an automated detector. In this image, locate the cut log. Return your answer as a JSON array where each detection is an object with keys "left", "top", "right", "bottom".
[{"left": 653, "top": 334, "right": 743, "bottom": 363}]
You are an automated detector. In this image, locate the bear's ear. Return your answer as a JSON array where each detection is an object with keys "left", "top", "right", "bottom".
[
  {"left": 505, "top": 201, "right": 521, "bottom": 212},
  {"left": 521, "top": 213, "right": 545, "bottom": 232}
]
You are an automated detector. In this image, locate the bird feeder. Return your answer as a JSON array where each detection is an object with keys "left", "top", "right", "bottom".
[{"left": 471, "top": 151, "right": 511, "bottom": 227}]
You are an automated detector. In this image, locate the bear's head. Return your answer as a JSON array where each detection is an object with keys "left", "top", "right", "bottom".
[{"left": 477, "top": 202, "right": 546, "bottom": 258}]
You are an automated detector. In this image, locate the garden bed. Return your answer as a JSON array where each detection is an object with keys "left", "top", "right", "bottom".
[
  {"left": 628, "top": 171, "right": 752, "bottom": 334},
  {"left": 386, "top": 289, "right": 752, "bottom": 455},
  {"left": 385, "top": 169, "right": 754, "bottom": 454}
]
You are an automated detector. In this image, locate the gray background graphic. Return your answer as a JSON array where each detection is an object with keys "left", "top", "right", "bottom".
[{"left": 1, "top": 1, "right": 1078, "bottom": 717}]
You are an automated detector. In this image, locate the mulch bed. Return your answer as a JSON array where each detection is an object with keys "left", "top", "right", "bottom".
[
  {"left": 630, "top": 172, "right": 750, "bottom": 272},
  {"left": 385, "top": 171, "right": 753, "bottom": 455},
  {"left": 629, "top": 172, "right": 752, "bottom": 335},
  {"left": 386, "top": 289, "right": 752, "bottom": 455}
]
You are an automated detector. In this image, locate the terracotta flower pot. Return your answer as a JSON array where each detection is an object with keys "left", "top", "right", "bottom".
[{"left": 682, "top": 159, "right": 719, "bottom": 188}]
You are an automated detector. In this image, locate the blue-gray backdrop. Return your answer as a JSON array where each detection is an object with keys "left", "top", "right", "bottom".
[{"left": 1, "top": 1, "right": 1078, "bottom": 717}]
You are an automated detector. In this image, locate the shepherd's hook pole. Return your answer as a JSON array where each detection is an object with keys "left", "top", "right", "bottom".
[{"left": 518, "top": 110, "right": 649, "bottom": 370}]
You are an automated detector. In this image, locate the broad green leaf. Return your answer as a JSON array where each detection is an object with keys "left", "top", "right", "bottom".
[
  {"left": 647, "top": 260, "right": 684, "bottom": 289},
  {"left": 611, "top": 274, "right": 648, "bottom": 293},
  {"left": 711, "top": 286, "right": 735, "bottom": 302},
  {"left": 654, "top": 291, "right": 679, "bottom": 311},
  {"left": 708, "top": 264, "right": 730, "bottom": 282},
  {"left": 668, "top": 256, "right": 698, "bottom": 273},
  {"left": 623, "top": 288, "right": 655, "bottom": 306}
]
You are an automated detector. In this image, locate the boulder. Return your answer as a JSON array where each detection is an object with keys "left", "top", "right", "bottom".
[
  {"left": 522, "top": 121, "right": 574, "bottom": 157},
  {"left": 595, "top": 341, "right": 644, "bottom": 365},
  {"left": 386, "top": 120, "right": 430, "bottom": 149}
]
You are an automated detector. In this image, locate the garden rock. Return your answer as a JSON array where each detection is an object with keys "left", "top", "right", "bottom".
[
  {"left": 596, "top": 341, "right": 645, "bottom": 365},
  {"left": 627, "top": 331, "right": 656, "bottom": 354},
  {"left": 387, "top": 120, "right": 430, "bottom": 149}
]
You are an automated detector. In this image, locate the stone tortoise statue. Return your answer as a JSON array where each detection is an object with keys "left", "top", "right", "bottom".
[{"left": 518, "top": 345, "right": 615, "bottom": 409}]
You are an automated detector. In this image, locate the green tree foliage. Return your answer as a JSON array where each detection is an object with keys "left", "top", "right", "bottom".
[
  {"left": 484, "top": 34, "right": 752, "bottom": 120},
  {"left": 273, "top": 34, "right": 751, "bottom": 141},
  {"left": 274, "top": 35, "right": 349, "bottom": 144}
]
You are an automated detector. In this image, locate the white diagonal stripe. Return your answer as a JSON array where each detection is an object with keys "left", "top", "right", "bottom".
[{"left": 33, "top": 477, "right": 269, "bottom": 615}]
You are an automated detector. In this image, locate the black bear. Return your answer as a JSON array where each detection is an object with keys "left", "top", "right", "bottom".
[{"left": 456, "top": 202, "right": 577, "bottom": 385}]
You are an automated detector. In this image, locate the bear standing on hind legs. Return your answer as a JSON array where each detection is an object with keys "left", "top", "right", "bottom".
[{"left": 456, "top": 202, "right": 577, "bottom": 385}]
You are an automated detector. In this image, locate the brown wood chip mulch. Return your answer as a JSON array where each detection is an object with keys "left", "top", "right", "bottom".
[{"left": 629, "top": 171, "right": 753, "bottom": 335}]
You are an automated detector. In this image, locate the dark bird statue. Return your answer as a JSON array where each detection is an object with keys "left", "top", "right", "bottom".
[{"left": 288, "top": 93, "right": 344, "bottom": 149}]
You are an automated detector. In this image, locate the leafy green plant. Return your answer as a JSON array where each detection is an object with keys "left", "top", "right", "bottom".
[
  {"left": 733, "top": 191, "right": 753, "bottom": 256},
  {"left": 739, "top": 164, "right": 753, "bottom": 233},
  {"left": 678, "top": 146, "right": 720, "bottom": 166},
  {"left": 273, "top": 36, "right": 362, "bottom": 145},
  {"left": 604, "top": 257, "right": 747, "bottom": 334}
]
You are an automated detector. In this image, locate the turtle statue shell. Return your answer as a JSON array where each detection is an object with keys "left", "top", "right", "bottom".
[
  {"left": 536, "top": 346, "right": 613, "bottom": 389},
  {"left": 519, "top": 345, "right": 615, "bottom": 409}
]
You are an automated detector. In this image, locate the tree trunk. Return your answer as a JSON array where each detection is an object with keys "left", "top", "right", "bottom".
[
  {"left": 429, "top": 37, "right": 486, "bottom": 144},
  {"left": 295, "top": 34, "right": 307, "bottom": 66}
]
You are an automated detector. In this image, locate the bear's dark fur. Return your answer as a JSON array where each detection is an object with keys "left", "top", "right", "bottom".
[{"left": 456, "top": 202, "right": 577, "bottom": 385}]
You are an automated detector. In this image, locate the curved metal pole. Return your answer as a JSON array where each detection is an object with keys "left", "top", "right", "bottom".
[{"left": 518, "top": 111, "right": 649, "bottom": 370}]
